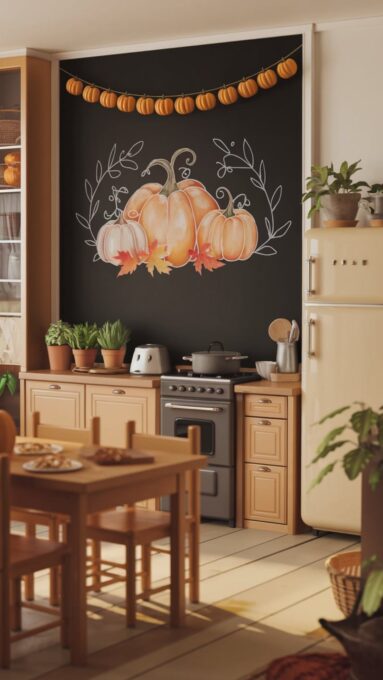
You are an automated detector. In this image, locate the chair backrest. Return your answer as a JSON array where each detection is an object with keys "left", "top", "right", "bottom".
[
  {"left": 126, "top": 421, "right": 201, "bottom": 517},
  {"left": 0, "top": 454, "right": 10, "bottom": 664},
  {"left": 32, "top": 412, "right": 101, "bottom": 445}
]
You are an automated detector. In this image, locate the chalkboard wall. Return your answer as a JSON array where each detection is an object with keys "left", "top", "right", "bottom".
[{"left": 60, "top": 34, "right": 302, "bottom": 365}]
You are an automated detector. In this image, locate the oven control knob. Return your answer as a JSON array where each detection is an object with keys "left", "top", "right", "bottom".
[
  {"left": 215, "top": 388, "right": 224, "bottom": 394},
  {"left": 187, "top": 386, "right": 195, "bottom": 392},
  {"left": 196, "top": 387, "right": 205, "bottom": 393},
  {"left": 177, "top": 385, "right": 186, "bottom": 392},
  {"left": 206, "top": 387, "right": 214, "bottom": 393},
  {"left": 168, "top": 385, "right": 176, "bottom": 391}
]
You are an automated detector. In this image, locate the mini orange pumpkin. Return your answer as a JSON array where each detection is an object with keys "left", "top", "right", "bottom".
[
  {"left": 218, "top": 85, "right": 238, "bottom": 106},
  {"left": 0, "top": 409, "right": 16, "bottom": 453},
  {"left": 100, "top": 91, "right": 118, "bottom": 109},
  {"left": 197, "top": 187, "right": 258, "bottom": 262},
  {"left": 155, "top": 97, "right": 174, "bottom": 116},
  {"left": 136, "top": 97, "right": 155, "bottom": 115},
  {"left": 82, "top": 85, "right": 100, "bottom": 103},
  {"left": 123, "top": 148, "right": 218, "bottom": 267},
  {"left": 174, "top": 96, "right": 195, "bottom": 115},
  {"left": 277, "top": 58, "right": 298, "bottom": 79},
  {"left": 237, "top": 78, "right": 258, "bottom": 99},
  {"left": 66, "top": 77, "right": 83, "bottom": 96},
  {"left": 117, "top": 94, "right": 136, "bottom": 113},
  {"left": 257, "top": 69, "right": 278, "bottom": 89},
  {"left": 4, "top": 166, "right": 20, "bottom": 187},
  {"left": 4, "top": 151, "right": 20, "bottom": 166},
  {"left": 195, "top": 91, "right": 216, "bottom": 111}
]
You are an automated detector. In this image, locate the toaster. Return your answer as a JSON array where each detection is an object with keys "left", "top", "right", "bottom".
[{"left": 130, "top": 344, "right": 171, "bottom": 375}]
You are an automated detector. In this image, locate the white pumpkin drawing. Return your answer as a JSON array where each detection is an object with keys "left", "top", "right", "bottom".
[{"left": 96, "top": 217, "right": 148, "bottom": 265}]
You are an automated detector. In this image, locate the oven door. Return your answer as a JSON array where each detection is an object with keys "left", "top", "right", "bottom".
[{"left": 161, "top": 397, "right": 233, "bottom": 466}]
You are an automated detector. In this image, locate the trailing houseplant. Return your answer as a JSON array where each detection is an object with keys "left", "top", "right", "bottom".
[
  {"left": 98, "top": 320, "right": 130, "bottom": 369},
  {"left": 45, "top": 320, "right": 72, "bottom": 371},
  {"left": 302, "top": 160, "right": 369, "bottom": 226},
  {"left": 67, "top": 322, "right": 99, "bottom": 369},
  {"left": 310, "top": 403, "right": 383, "bottom": 680}
]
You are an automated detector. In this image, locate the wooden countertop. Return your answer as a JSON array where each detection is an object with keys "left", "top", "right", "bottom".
[
  {"left": 19, "top": 369, "right": 161, "bottom": 389},
  {"left": 234, "top": 379, "right": 301, "bottom": 396}
]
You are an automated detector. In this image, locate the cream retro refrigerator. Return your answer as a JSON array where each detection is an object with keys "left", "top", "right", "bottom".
[{"left": 301, "top": 228, "right": 383, "bottom": 534}]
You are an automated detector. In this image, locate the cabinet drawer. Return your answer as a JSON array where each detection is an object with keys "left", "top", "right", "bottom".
[
  {"left": 244, "top": 417, "right": 287, "bottom": 466},
  {"left": 245, "top": 463, "right": 286, "bottom": 524},
  {"left": 86, "top": 384, "right": 157, "bottom": 446},
  {"left": 244, "top": 394, "right": 287, "bottom": 419},
  {"left": 25, "top": 380, "right": 85, "bottom": 434}
]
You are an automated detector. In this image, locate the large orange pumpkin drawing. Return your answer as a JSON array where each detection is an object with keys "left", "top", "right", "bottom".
[
  {"left": 123, "top": 148, "right": 218, "bottom": 267},
  {"left": 197, "top": 187, "right": 258, "bottom": 261}
]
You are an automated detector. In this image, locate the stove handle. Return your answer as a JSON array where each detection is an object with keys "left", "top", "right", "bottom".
[{"left": 164, "top": 402, "right": 223, "bottom": 413}]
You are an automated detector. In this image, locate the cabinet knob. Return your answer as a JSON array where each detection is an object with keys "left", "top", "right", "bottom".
[
  {"left": 258, "top": 466, "right": 271, "bottom": 472},
  {"left": 49, "top": 384, "right": 61, "bottom": 390},
  {"left": 112, "top": 389, "right": 125, "bottom": 395},
  {"left": 259, "top": 419, "right": 271, "bottom": 426},
  {"left": 256, "top": 398, "right": 271, "bottom": 404}
]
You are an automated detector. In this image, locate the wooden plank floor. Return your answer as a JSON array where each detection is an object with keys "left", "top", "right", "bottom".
[{"left": 4, "top": 523, "right": 357, "bottom": 680}]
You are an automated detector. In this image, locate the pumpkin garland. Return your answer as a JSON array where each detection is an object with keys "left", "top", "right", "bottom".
[{"left": 63, "top": 45, "right": 301, "bottom": 117}]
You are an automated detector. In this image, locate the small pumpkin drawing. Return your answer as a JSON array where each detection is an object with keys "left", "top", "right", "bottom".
[
  {"left": 174, "top": 96, "right": 195, "bottom": 115},
  {"left": 195, "top": 91, "right": 216, "bottom": 111},
  {"left": 82, "top": 85, "right": 100, "bottom": 103},
  {"left": 123, "top": 148, "right": 218, "bottom": 267},
  {"left": 237, "top": 78, "right": 258, "bottom": 99},
  {"left": 277, "top": 58, "right": 298, "bottom": 79},
  {"left": 197, "top": 187, "right": 258, "bottom": 262},
  {"left": 257, "top": 69, "right": 278, "bottom": 89},
  {"left": 155, "top": 97, "right": 174, "bottom": 116},
  {"left": 96, "top": 216, "right": 148, "bottom": 265},
  {"left": 117, "top": 94, "right": 136, "bottom": 113},
  {"left": 66, "top": 78, "right": 83, "bottom": 96},
  {"left": 218, "top": 85, "right": 238, "bottom": 106}
]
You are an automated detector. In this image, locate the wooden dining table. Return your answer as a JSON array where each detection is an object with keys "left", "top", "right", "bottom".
[{"left": 9, "top": 436, "right": 206, "bottom": 665}]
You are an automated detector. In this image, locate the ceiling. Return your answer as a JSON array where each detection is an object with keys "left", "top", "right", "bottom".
[{"left": 1, "top": 0, "right": 383, "bottom": 54}]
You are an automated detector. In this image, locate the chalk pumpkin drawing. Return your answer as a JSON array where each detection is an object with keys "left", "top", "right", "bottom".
[{"left": 76, "top": 139, "right": 292, "bottom": 276}]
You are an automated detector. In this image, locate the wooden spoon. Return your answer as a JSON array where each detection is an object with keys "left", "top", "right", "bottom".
[{"left": 268, "top": 318, "right": 292, "bottom": 342}]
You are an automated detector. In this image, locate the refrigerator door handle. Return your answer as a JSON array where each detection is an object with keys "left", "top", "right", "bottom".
[
  {"left": 306, "top": 256, "right": 316, "bottom": 296},
  {"left": 307, "top": 318, "right": 316, "bottom": 357}
]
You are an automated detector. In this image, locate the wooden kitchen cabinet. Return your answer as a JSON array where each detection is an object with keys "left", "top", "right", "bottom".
[
  {"left": 24, "top": 379, "right": 85, "bottom": 434},
  {"left": 235, "top": 380, "right": 301, "bottom": 534}
]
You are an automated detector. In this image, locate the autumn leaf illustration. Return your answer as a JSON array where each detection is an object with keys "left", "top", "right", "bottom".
[
  {"left": 116, "top": 250, "right": 146, "bottom": 276},
  {"left": 189, "top": 243, "right": 225, "bottom": 275},
  {"left": 145, "top": 240, "right": 172, "bottom": 276}
]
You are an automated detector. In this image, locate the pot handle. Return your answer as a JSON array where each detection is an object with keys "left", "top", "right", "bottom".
[
  {"left": 208, "top": 341, "right": 225, "bottom": 352},
  {"left": 225, "top": 355, "right": 248, "bottom": 361},
  {"left": 182, "top": 356, "right": 192, "bottom": 361}
]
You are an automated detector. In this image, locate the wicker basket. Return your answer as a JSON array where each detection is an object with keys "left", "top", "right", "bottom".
[
  {"left": 326, "top": 550, "right": 361, "bottom": 617},
  {"left": 0, "top": 109, "right": 20, "bottom": 146}
]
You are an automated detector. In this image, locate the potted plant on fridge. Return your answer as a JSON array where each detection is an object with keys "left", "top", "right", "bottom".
[
  {"left": 45, "top": 320, "right": 72, "bottom": 371},
  {"left": 67, "top": 322, "right": 99, "bottom": 369},
  {"left": 98, "top": 320, "right": 130, "bottom": 369},
  {"left": 310, "top": 403, "right": 383, "bottom": 680},
  {"left": 302, "top": 160, "right": 369, "bottom": 227},
  {"left": 360, "top": 183, "right": 383, "bottom": 227}
]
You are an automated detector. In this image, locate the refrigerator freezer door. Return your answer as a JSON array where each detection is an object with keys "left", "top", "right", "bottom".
[
  {"left": 304, "top": 228, "right": 383, "bottom": 304},
  {"left": 302, "top": 304, "right": 383, "bottom": 534}
]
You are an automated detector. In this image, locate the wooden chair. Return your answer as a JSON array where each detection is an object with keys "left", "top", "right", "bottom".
[
  {"left": 86, "top": 421, "right": 201, "bottom": 627},
  {"left": 0, "top": 454, "right": 72, "bottom": 668},
  {"left": 13, "top": 412, "right": 100, "bottom": 606}
]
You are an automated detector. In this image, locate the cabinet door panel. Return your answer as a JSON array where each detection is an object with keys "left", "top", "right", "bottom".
[
  {"left": 86, "top": 385, "right": 157, "bottom": 446},
  {"left": 25, "top": 380, "right": 85, "bottom": 434},
  {"left": 244, "top": 417, "right": 287, "bottom": 466},
  {"left": 245, "top": 464, "right": 286, "bottom": 523}
]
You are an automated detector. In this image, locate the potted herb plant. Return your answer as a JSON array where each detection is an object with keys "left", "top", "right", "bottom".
[
  {"left": 67, "top": 322, "right": 99, "bottom": 369},
  {"left": 98, "top": 320, "right": 130, "bottom": 369},
  {"left": 310, "top": 403, "right": 383, "bottom": 680},
  {"left": 360, "top": 183, "right": 383, "bottom": 226},
  {"left": 45, "top": 320, "right": 72, "bottom": 371},
  {"left": 302, "top": 160, "right": 369, "bottom": 227}
]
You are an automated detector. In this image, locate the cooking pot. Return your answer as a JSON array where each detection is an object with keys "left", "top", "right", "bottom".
[{"left": 183, "top": 341, "right": 248, "bottom": 375}]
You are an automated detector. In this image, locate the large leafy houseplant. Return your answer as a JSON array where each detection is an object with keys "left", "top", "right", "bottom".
[
  {"left": 302, "top": 160, "right": 368, "bottom": 220},
  {"left": 311, "top": 403, "right": 383, "bottom": 616},
  {"left": 98, "top": 320, "right": 130, "bottom": 369}
]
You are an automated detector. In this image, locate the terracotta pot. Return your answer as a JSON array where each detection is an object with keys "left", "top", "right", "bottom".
[
  {"left": 47, "top": 344, "right": 72, "bottom": 371},
  {"left": 101, "top": 347, "right": 126, "bottom": 369},
  {"left": 321, "top": 193, "right": 361, "bottom": 224},
  {"left": 72, "top": 348, "right": 97, "bottom": 369}
]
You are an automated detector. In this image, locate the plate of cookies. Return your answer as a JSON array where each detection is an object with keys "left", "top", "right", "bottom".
[
  {"left": 22, "top": 454, "right": 83, "bottom": 473},
  {"left": 14, "top": 442, "right": 63, "bottom": 456}
]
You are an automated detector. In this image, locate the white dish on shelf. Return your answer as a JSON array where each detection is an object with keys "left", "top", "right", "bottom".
[
  {"left": 255, "top": 361, "right": 277, "bottom": 381},
  {"left": 22, "top": 459, "right": 83, "bottom": 473},
  {"left": 14, "top": 442, "right": 63, "bottom": 456}
]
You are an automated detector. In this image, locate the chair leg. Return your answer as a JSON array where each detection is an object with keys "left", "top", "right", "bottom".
[
  {"left": 189, "top": 523, "right": 199, "bottom": 604},
  {"left": 24, "top": 521, "right": 35, "bottom": 601},
  {"left": 49, "top": 518, "right": 60, "bottom": 606},
  {"left": 91, "top": 540, "right": 102, "bottom": 593},
  {"left": 60, "top": 553, "right": 71, "bottom": 650},
  {"left": 0, "top": 573, "right": 10, "bottom": 668},
  {"left": 10, "top": 578, "right": 22, "bottom": 632},
  {"left": 141, "top": 544, "right": 151, "bottom": 601},
  {"left": 126, "top": 541, "right": 136, "bottom": 628}
]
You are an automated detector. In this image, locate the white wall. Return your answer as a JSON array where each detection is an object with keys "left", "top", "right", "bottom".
[{"left": 315, "top": 19, "right": 383, "bottom": 215}]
